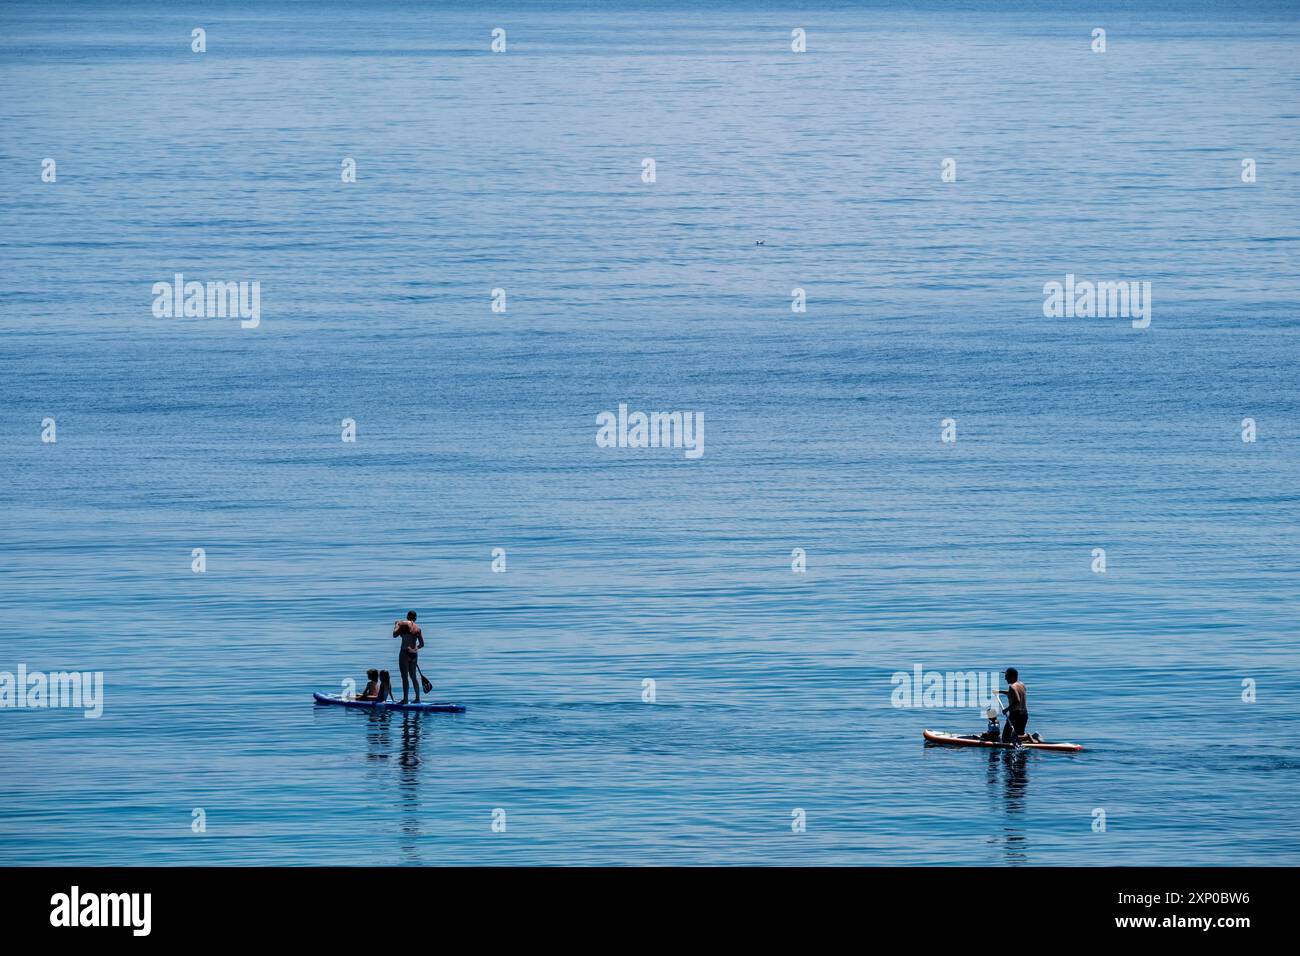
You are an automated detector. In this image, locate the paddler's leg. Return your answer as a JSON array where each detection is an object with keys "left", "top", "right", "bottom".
[
  {"left": 397, "top": 650, "right": 412, "bottom": 704},
  {"left": 399, "top": 650, "right": 421, "bottom": 703},
  {"left": 1011, "top": 710, "right": 1028, "bottom": 742}
]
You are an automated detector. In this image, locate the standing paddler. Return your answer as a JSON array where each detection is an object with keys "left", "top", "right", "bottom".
[
  {"left": 392, "top": 610, "right": 426, "bottom": 705},
  {"left": 995, "top": 668, "right": 1029, "bottom": 744}
]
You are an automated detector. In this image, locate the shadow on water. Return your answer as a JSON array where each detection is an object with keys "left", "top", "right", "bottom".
[{"left": 986, "top": 749, "right": 1030, "bottom": 865}]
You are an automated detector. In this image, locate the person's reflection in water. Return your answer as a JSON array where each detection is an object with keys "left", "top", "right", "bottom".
[
  {"left": 364, "top": 707, "right": 391, "bottom": 762},
  {"left": 987, "top": 749, "right": 1030, "bottom": 864},
  {"left": 395, "top": 711, "right": 424, "bottom": 864}
]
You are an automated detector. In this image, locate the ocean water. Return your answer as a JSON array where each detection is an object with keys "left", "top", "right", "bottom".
[{"left": 2, "top": 0, "right": 1299, "bottom": 865}]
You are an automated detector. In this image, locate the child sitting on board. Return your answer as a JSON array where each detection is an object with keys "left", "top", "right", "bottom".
[{"left": 355, "top": 669, "right": 381, "bottom": 701}]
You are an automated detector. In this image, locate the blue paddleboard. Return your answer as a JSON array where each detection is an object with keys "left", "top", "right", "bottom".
[{"left": 314, "top": 692, "right": 466, "bottom": 713}]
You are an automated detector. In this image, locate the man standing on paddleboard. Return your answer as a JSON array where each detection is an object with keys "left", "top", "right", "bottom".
[
  {"left": 996, "top": 668, "right": 1029, "bottom": 743},
  {"left": 393, "top": 610, "right": 425, "bottom": 705}
]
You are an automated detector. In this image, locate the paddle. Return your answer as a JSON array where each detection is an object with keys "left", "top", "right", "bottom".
[{"left": 416, "top": 663, "right": 433, "bottom": 695}]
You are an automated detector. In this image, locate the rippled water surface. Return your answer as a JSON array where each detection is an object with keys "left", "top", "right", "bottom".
[{"left": 2, "top": 0, "right": 1299, "bottom": 864}]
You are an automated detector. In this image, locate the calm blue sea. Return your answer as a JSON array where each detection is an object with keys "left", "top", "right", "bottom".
[{"left": 2, "top": 0, "right": 1299, "bottom": 865}]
